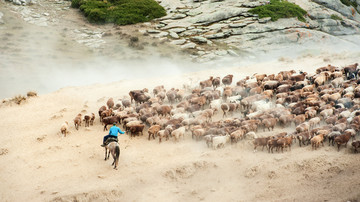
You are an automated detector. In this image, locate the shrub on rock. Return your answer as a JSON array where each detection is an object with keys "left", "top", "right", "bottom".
[
  {"left": 71, "top": 0, "right": 166, "bottom": 25},
  {"left": 249, "top": 0, "right": 307, "bottom": 22}
]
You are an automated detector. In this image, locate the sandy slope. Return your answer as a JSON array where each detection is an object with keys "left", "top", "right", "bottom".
[{"left": 1, "top": 54, "right": 360, "bottom": 202}]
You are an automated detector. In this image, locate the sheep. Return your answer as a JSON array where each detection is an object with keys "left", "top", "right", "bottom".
[
  {"left": 320, "top": 108, "right": 334, "bottom": 119},
  {"left": 294, "top": 114, "right": 307, "bottom": 126},
  {"left": 309, "top": 117, "right": 321, "bottom": 129},
  {"left": 200, "top": 76, "right": 213, "bottom": 89},
  {"left": 327, "top": 131, "right": 341, "bottom": 146},
  {"left": 212, "top": 77, "right": 221, "bottom": 89},
  {"left": 172, "top": 126, "right": 186, "bottom": 142},
  {"left": 125, "top": 120, "right": 143, "bottom": 132},
  {"left": 107, "top": 98, "right": 114, "bottom": 109},
  {"left": 279, "top": 114, "right": 294, "bottom": 127},
  {"left": 60, "top": 121, "right": 69, "bottom": 137},
  {"left": 193, "top": 128, "right": 206, "bottom": 141},
  {"left": 297, "top": 131, "right": 311, "bottom": 147},
  {"left": 334, "top": 133, "right": 352, "bottom": 151},
  {"left": 102, "top": 116, "right": 120, "bottom": 131},
  {"left": 253, "top": 137, "right": 270, "bottom": 152},
  {"left": 296, "top": 122, "right": 310, "bottom": 133},
  {"left": 98, "top": 105, "right": 107, "bottom": 122},
  {"left": 352, "top": 141, "right": 360, "bottom": 153},
  {"left": 83, "top": 114, "right": 91, "bottom": 127},
  {"left": 222, "top": 74, "right": 233, "bottom": 86},
  {"left": 212, "top": 134, "right": 231, "bottom": 149},
  {"left": 230, "top": 129, "right": 245, "bottom": 143},
  {"left": 310, "top": 133, "right": 325, "bottom": 150},
  {"left": 158, "top": 126, "right": 173, "bottom": 143},
  {"left": 129, "top": 124, "right": 145, "bottom": 137},
  {"left": 262, "top": 118, "right": 278, "bottom": 131},
  {"left": 122, "top": 99, "right": 131, "bottom": 108},
  {"left": 90, "top": 113, "right": 95, "bottom": 126},
  {"left": 74, "top": 113, "right": 82, "bottom": 130},
  {"left": 290, "top": 72, "right": 307, "bottom": 82},
  {"left": 148, "top": 124, "right": 161, "bottom": 140},
  {"left": 204, "top": 134, "right": 216, "bottom": 148},
  {"left": 245, "top": 131, "right": 257, "bottom": 140},
  {"left": 129, "top": 90, "right": 150, "bottom": 105},
  {"left": 253, "top": 73, "right": 267, "bottom": 84},
  {"left": 153, "top": 85, "right": 165, "bottom": 95}
]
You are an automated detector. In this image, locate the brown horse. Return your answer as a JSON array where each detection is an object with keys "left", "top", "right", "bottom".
[{"left": 104, "top": 141, "right": 120, "bottom": 169}]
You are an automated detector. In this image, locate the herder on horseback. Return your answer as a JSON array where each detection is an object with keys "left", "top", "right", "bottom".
[{"left": 101, "top": 122, "right": 125, "bottom": 147}]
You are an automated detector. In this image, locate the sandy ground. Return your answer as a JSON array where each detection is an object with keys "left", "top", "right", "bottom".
[
  {"left": 1, "top": 55, "right": 360, "bottom": 202},
  {"left": 1, "top": 1, "right": 360, "bottom": 201}
]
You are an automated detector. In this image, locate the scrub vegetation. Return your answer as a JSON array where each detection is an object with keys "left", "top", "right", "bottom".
[
  {"left": 249, "top": 0, "right": 307, "bottom": 22},
  {"left": 71, "top": 0, "right": 167, "bottom": 25}
]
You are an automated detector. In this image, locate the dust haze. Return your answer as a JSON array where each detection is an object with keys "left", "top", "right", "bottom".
[{"left": 1, "top": 7, "right": 360, "bottom": 99}]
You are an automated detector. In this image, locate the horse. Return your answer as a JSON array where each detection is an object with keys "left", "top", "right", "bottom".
[{"left": 104, "top": 141, "right": 120, "bottom": 169}]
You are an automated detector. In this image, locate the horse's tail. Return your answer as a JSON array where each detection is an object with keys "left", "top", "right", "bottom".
[
  {"left": 115, "top": 145, "right": 120, "bottom": 158},
  {"left": 114, "top": 145, "right": 120, "bottom": 169}
]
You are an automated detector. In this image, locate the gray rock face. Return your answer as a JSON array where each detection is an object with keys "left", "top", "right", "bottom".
[
  {"left": 191, "top": 36, "right": 208, "bottom": 44},
  {"left": 170, "top": 39, "right": 187, "bottom": 45},
  {"left": 169, "top": 31, "right": 180, "bottom": 39},
  {"left": 181, "top": 42, "right": 196, "bottom": 49},
  {"left": 0, "top": 12, "right": 4, "bottom": 24},
  {"left": 171, "top": 13, "right": 187, "bottom": 20},
  {"left": 192, "top": 8, "right": 248, "bottom": 25},
  {"left": 312, "top": 0, "right": 360, "bottom": 21}
]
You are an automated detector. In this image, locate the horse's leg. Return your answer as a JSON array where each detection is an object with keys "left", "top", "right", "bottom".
[
  {"left": 111, "top": 151, "right": 115, "bottom": 166},
  {"left": 104, "top": 148, "right": 107, "bottom": 160}
]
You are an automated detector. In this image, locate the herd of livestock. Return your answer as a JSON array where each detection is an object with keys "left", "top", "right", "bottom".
[{"left": 61, "top": 63, "right": 360, "bottom": 153}]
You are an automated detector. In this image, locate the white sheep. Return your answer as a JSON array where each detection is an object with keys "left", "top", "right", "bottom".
[
  {"left": 212, "top": 134, "right": 230, "bottom": 149},
  {"left": 171, "top": 126, "right": 186, "bottom": 142}
]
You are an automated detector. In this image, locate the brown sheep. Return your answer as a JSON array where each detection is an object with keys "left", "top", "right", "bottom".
[
  {"left": 352, "top": 141, "right": 360, "bottom": 153},
  {"left": 153, "top": 85, "right": 165, "bottom": 95},
  {"left": 200, "top": 76, "right": 213, "bottom": 89},
  {"left": 107, "top": 98, "right": 114, "bottom": 109},
  {"left": 102, "top": 116, "right": 120, "bottom": 131},
  {"left": 334, "top": 133, "right": 352, "bottom": 151},
  {"left": 98, "top": 105, "right": 107, "bottom": 122},
  {"left": 290, "top": 72, "right": 307, "bottom": 82},
  {"left": 262, "top": 118, "right": 278, "bottom": 132},
  {"left": 74, "top": 113, "right": 82, "bottom": 130},
  {"left": 253, "top": 137, "right": 270, "bottom": 152},
  {"left": 156, "top": 105, "right": 172, "bottom": 117},
  {"left": 279, "top": 114, "right": 294, "bottom": 127},
  {"left": 253, "top": 73, "right": 267, "bottom": 84},
  {"left": 148, "top": 125, "right": 161, "bottom": 140},
  {"left": 294, "top": 114, "right": 307, "bottom": 126},
  {"left": 60, "top": 121, "right": 69, "bottom": 137},
  {"left": 297, "top": 131, "right": 311, "bottom": 147},
  {"left": 83, "top": 114, "right": 91, "bottom": 127},
  {"left": 230, "top": 129, "right": 245, "bottom": 143},
  {"left": 129, "top": 124, "right": 145, "bottom": 137},
  {"left": 310, "top": 133, "right": 325, "bottom": 150},
  {"left": 212, "top": 77, "right": 221, "bottom": 89},
  {"left": 222, "top": 74, "right": 233, "bottom": 86},
  {"left": 90, "top": 113, "right": 95, "bottom": 126}
]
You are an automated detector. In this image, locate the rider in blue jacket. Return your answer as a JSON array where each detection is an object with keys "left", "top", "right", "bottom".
[{"left": 101, "top": 122, "right": 125, "bottom": 147}]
